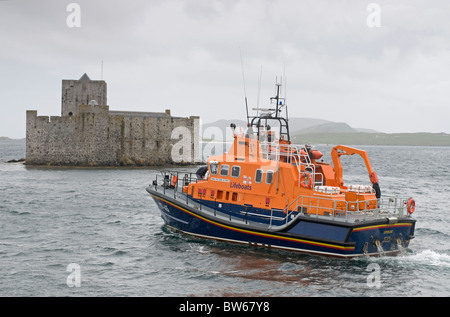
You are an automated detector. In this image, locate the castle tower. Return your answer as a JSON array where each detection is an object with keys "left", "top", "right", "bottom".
[{"left": 61, "top": 73, "right": 107, "bottom": 116}]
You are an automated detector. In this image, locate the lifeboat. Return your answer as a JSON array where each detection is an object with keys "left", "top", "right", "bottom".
[{"left": 146, "top": 80, "right": 416, "bottom": 257}]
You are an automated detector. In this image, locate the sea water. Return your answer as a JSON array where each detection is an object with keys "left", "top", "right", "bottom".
[{"left": 0, "top": 139, "right": 449, "bottom": 297}]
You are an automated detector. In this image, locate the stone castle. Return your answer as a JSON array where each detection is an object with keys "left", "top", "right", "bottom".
[{"left": 26, "top": 74, "right": 200, "bottom": 166}]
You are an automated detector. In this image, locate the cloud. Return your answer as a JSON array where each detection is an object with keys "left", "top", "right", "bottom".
[{"left": 1, "top": 0, "right": 450, "bottom": 138}]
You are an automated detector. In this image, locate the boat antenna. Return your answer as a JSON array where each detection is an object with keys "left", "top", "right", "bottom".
[
  {"left": 256, "top": 65, "right": 263, "bottom": 117},
  {"left": 283, "top": 70, "right": 288, "bottom": 122},
  {"left": 240, "top": 48, "right": 250, "bottom": 124},
  {"left": 283, "top": 64, "right": 289, "bottom": 121},
  {"left": 274, "top": 77, "right": 282, "bottom": 118}
]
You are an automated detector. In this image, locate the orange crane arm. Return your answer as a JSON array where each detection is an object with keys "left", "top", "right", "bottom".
[{"left": 331, "top": 145, "right": 379, "bottom": 187}]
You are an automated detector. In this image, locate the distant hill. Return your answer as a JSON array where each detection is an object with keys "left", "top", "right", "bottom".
[
  {"left": 294, "top": 122, "right": 356, "bottom": 134},
  {"left": 293, "top": 121, "right": 379, "bottom": 134},
  {"left": 287, "top": 117, "right": 331, "bottom": 132},
  {"left": 0, "top": 137, "right": 12, "bottom": 140},
  {"left": 202, "top": 119, "right": 248, "bottom": 131},
  {"left": 355, "top": 127, "right": 379, "bottom": 133}
]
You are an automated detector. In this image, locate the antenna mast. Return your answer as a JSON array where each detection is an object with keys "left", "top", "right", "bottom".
[
  {"left": 270, "top": 77, "right": 285, "bottom": 118},
  {"left": 257, "top": 66, "right": 263, "bottom": 117},
  {"left": 240, "top": 49, "right": 250, "bottom": 124}
]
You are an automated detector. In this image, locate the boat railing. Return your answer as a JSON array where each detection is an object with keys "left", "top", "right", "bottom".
[
  {"left": 151, "top": 171, "right": 413, "bottom": 229},
  {"left": 151, "top": 170, "right": 199, "bottom": 200},
  {"left": 259, "top": 140, "right": 324, "bottom": 187},
  {"left": 274, "top": 193, "right": 348, "bottom": 227},
  {"left": 377, "top": 196, "right": 412, "bottom": 217},
  {"left": 275, "top": 193, "right": 413, "bottom": 227}
]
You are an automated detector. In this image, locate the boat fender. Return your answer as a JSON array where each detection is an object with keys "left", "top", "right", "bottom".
[
  {"left": 300, "top": 172, "right": 312, "bottom": 189},
  {"left": 407, "top": 198, "right": 415, "bottom": 214},
  {"left": 369, "top": 172, "right": 381, "bottom": 199},
  {"left": 372, "top": 182, "right": 381, "bottom": 199}
]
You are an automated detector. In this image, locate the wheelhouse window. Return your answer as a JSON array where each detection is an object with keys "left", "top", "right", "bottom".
[
  {"left": 210, "top": 161, "right": 219, "bottom": 175},
  {"left": 255, "top": 169, "right": 263, "bottom": 183},
  {"left": 231, "top": 166, "right": 240, "bottom": 178},
  {"left": 266, "top": 170, "right": 274, "bottom": 184},
  {"left": 220, "top": 164, "right": 229, "bottom": 176}
]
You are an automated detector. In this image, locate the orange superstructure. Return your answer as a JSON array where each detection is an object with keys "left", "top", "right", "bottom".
[{"left": 185, "top": 83, "right": 380, "bottom": 217}]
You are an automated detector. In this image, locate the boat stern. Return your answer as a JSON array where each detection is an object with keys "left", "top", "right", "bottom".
[{"left": 348, "top": 218, "right": 416, "bottom": 255}]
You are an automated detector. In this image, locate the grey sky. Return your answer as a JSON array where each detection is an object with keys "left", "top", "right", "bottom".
[{"left": 1, "top": 0, "right": 450, "bottom": 139}]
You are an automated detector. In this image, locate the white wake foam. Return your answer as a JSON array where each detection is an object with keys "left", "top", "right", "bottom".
[{"left": 398, "top": 250, "right": 450, "bottom": 268}]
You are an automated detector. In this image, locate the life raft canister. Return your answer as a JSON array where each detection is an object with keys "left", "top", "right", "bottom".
[
  {"left": 300, "top": 172, "right": 312, "bottom": 188},
  {"left": 407, "top": 198, "right": 415, "bottom": 214},
  {"left": 309, "top": 149, "right": 323, "bottom": 160}
]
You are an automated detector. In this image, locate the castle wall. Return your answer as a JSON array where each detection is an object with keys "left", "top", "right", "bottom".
[{"left": 26, "top": 106, "right": 200, "bottom": 166}]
